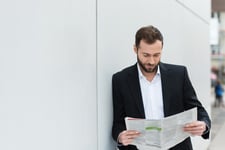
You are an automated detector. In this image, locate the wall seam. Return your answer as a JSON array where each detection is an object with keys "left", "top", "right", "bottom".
[
  {"left": 96, "top": 0, "right": 99, "bottom": 149},
  {"left": 175, "top": 0, "right": 209, "bottom": 25}
]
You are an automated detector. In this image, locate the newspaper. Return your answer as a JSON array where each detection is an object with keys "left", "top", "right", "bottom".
[{"left": 125, "top": 107, "right": 197, "bottom": 150}]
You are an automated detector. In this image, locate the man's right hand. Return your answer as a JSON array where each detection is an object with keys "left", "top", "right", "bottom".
[{"left": 118, "top": 130, "right": 141, "bottom": 146}]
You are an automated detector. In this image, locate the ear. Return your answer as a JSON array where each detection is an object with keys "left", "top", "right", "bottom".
[{"left": 133, "top": 45, "right": 138, "bottom": 54}]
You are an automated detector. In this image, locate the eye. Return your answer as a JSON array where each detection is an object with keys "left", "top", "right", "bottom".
[
  {"left": 143, "top": 53, "right": 149, "bottom": 57},
  {"left": 153, "top": 54, "right": 160, "bottom": 57}
]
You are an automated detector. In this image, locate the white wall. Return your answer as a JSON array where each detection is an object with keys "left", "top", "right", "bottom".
[
  {"left": 0, "top": 0, "right": 97, "bottom": 150},
  {"left": 0, "top": 0, "right": 210, "bottom": 150}
]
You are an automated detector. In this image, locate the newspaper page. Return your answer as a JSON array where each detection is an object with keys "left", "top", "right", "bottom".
[{"left": 125, "top": 107, "right": 197, "bottom": 150}]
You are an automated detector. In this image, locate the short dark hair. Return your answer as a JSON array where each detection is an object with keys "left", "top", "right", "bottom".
[{"left": 135, "top": 25, "right": 163, "bottom": 48}]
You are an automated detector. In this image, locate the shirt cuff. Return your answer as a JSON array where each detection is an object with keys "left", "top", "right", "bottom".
[{"left": 203, "top": 124, "right": 209, "bottom": 135}]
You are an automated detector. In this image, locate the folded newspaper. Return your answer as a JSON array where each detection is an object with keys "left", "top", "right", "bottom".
[{"left": 125, "top": 107, "right": 197, "bottom": 150}]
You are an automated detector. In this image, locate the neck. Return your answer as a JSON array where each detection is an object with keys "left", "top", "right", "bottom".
[{"left": 141, "top": 69, "right": 157, "bottom": 82}]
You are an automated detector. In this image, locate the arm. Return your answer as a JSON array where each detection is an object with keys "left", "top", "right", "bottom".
[
  {"left": 183, "top": 67, "right": 211, "bottom": 139},
  {"left": 112, "top": 74, "right": 141, "bottom": 146},
  {"left": 112, "top": 74, "right": 126, "bottom": 141}
]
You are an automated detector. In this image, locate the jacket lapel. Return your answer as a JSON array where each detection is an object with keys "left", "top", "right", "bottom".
[
  {"left": 127, "top": 64, "right": 145, "bottom": 118},
  {"left": 160, "top": 62, "right": 171, "bottom": 117}
]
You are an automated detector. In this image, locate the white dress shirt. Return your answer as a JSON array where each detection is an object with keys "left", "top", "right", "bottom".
[{"left": 137, "top": 64, "right": 164, "bottom": 120}]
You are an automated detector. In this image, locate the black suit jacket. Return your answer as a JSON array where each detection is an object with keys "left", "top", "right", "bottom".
[{"left": 112, "top": 62, "right": 211, "bottom": 150}]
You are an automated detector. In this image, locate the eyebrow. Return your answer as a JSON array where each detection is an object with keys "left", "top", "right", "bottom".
[{"left": 142, "top": 52, "right": 161, "bottom": 55}]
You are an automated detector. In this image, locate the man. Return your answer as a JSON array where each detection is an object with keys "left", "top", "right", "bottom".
[{"left": 112, "top": 25, "right": 211, "bottom": 150}]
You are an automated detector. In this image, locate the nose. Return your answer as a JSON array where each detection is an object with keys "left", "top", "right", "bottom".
[{"left": 147, "top": 56, "right": 155, "bottom": 65}]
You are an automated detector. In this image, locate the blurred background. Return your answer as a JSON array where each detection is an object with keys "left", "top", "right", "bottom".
[
  {"left": 209, "top": 0, "right": 225, "bottom": 150},
  {"left": 211, "top": 0, "right": 225, "bottom": 85}
]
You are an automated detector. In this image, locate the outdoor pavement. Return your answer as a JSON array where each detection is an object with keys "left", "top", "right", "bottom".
[{"left": 207, "top": 93, "right": 225, "bottom": 150}]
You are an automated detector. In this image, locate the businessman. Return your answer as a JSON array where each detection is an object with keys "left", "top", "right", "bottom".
[{"left": 112, "top": 25, "right": 211, "bottom": 150}]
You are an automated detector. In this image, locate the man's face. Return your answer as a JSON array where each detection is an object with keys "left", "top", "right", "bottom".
[{"left": 134, "top": 40, "right": 162, "bottom": 74}]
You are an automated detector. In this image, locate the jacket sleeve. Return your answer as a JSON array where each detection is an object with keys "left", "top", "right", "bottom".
[
  {"left": 183, "top": 67, "right": 211, "bottom": 139},
  {"left": 111, "top": 73, "right": 126, "bottom": 142}
]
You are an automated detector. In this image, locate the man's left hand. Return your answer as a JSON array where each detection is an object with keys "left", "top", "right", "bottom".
[{"left": 183, "top": 121, "right": 206, "bottom": 136}]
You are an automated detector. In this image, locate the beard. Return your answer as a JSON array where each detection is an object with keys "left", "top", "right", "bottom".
[{"left": 137, "top": 57, "right": 159, "bottom": 73}]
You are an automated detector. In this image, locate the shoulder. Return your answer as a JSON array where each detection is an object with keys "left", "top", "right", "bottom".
[
  {"left": 113, "top": 64, "right": 137, "bottom": 78},
  {"left": 160, "top": 62, "right": 187, "bottom": 73},
  {"left": 160, "top": 62, "right": 192, "bottom": 83}
]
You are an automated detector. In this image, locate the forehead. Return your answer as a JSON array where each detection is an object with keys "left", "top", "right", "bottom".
[{"left": 138, "top": 40, "right": 162, "bottom": 53}]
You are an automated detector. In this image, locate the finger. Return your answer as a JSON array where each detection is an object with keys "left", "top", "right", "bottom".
[
  {"left": 184, "top": 125, "right": 205, "bottom": 130},
  {"left": 127, "top": 132, "right": 141, "bottom": 137},
  {"left": 184, "top": 122, "right": 200, "bottom": 128},
  {"left": 126, "top": 130, "right": 140, "bottom": 135},
  {"left": 127, "top": 133, "right": 141, "bottom": 140},
  {"left": 124, "top": 131, "right": 141, "bottom": 140},
  {"left": 183, "top": 126, "right": 205, "bottom": 136},
  {"left": 184, "top": 124, "right": 205, "bottom": 131},
  {"left": 185, "top": 121, "right": 205, "bottom": 127},
  {"left": 119, "top": 130, "right": 141, "bottom": 145},
  {"left": 123, "top": 139, "right": 134, "bottom": 146},
  {"left": 120, "top": 135, "right": 137, "bottom": 146}
]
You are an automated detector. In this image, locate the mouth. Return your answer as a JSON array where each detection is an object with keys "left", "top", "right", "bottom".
[{"left": 146, "top": 64, "right": 154, "bottom": 68}]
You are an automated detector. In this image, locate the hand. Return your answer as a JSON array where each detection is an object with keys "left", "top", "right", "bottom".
[
  {"left": 118, "top": 130, "right": 141, "bottom": 146},
  {"left": 183, "top": 121, "right": 206, "bottom": 136}
]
